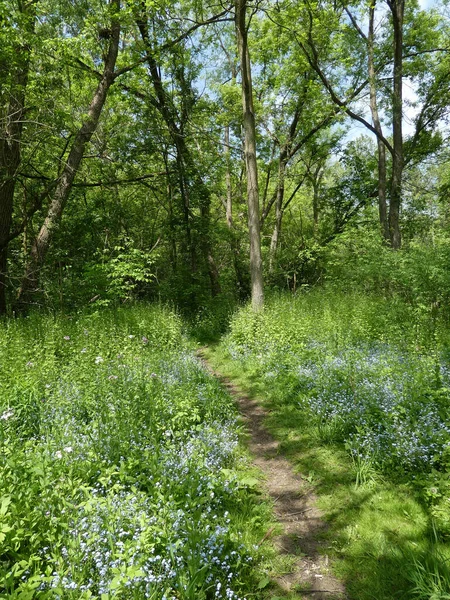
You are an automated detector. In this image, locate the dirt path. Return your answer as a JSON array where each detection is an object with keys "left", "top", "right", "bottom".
[{"left": 198, "top": 350, "right": 347, "bottom": 600}]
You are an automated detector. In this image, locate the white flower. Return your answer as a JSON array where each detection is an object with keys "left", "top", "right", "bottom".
[
  {"left": 128, "top": 335, "right": 135, "bottom": 339},
  {"left": 95, "top": 356, "right": 103, "bottom": 364},
  {"left": 0, "top": 409, "right": 13, "bottom": 421},
  {"left": 64, "top": 446, "right": 73, "bottom": 453},
  {"left": 80, "top": 348, "right": 87, "bottom": 354},
  {"left": 55, "top": 451, "right": 63, "bottom": 459}
]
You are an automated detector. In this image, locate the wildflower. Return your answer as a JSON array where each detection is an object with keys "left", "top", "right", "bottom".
[
  {"left": 55, "top": 451, "right": 63, "bottom": 459},
  {"left": 0, "top": 409, "right": 13, "bottom": 420},
  {"left": 95, "top": 356, "right": 104, "bottom": 364},
  {"left": 64, "top": 446, "right": 73, "bottom": 453},
  {"left": 142, "top": 336, "right": 148, "bottom": 344},
  {"left": 26, "top": 361, "right": 34, "bottom": 368},
  {"left": 128, "top": 335, "right": 135, "bottom": 339},
  {"left": 108, "top": 375, "right": 118, "bottom": 381},
  {"left": 81, "top": 348, "right": 87, "bottom": 354},
  {"left": 64, "top": 336, "right": 70, "bottom": 341}
]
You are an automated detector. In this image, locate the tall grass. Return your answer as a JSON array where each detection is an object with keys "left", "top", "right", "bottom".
[
  {"left": 0, "top": 305, "right": 269, "bottom": 599},
  {"left": 220, "top": 289, "right": 450, "bottom": 598}
]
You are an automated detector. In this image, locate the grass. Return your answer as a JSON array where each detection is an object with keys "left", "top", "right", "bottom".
[
  {"left": 3, "top": 290, "right": 450, "bottom": 599},
  {"left": 206, "top": 289, "right": 450, "bottom": 599},
  {"left": 0, "top": 304, "right": 277, "bottom": 599}
]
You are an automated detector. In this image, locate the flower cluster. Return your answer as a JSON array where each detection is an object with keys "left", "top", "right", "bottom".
[
  {"left": 227, "top": 330, "right": 450, "bottom": 475},
  {"left": 1, "top": 307, "right": 260, "bottom": 599}
]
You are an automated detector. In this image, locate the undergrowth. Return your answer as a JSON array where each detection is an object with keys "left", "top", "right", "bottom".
[
  {"left": 214, "top": 289, "right": 450, "bottom": 599},
  {"left": 0, "top": 305, "right": 272, "bottom": 599}
]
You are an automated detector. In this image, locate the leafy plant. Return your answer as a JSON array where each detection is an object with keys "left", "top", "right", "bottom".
[{"left": 0, "top": 306, "right": 270, "bottom": 599}]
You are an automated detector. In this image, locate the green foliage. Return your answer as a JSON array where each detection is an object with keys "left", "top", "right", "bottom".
[
  {"left": 188, "top": 295, "right": 238, "bottom": 343},
  {"left": 400, "top": 536, "right": 450, "bottom": 600},
  {"left": 0, "top": 305, "right": 271, "bottom": 599},
  {"left": 92, "top": 240, "right": 157, "bottom": 304},
  {"left": 324, "top": 226, "right": 450, "bottom": 326},
  {"left": 220, "top": 289, "right": 450, "bottom": 597}
]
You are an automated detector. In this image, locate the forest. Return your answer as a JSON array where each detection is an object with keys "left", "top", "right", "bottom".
[{"left": 2, "top": 0, "right": 450, "bottom": 597}]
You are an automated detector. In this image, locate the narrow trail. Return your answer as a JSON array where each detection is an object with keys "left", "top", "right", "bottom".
[{"left": 197, "top": 349, "right": 347, "bottom": 600}]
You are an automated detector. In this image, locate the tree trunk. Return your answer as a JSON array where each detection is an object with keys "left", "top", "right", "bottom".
[
  {"left": 0, "top": 1, "right": 37, "bottom": 314},
  {"left": 199, "top": 194, "right": 221, "bottom": 296},
  {"left": 312, "top": 165, "right": 322, "bottom": 234},
  {"left": 388, "top": 0, "right": 404, "bottom": 249},
  {"left": 16, "top": 0, "right": 120, "bottom": 309},
  {"left": 236, "top": 0, "right": 264, "bottom": 310},
  {"left": 163, "top": 149, "right": 177, "bottom": 272},
  {"left": 269, "top": 157, "right": 286, "bottom": 274},
  {"left": 225, "top": 125, "right": 233, "bottom": 229},
  {"left": 368, "top": 2, "right": 389, "bottom": 242}
]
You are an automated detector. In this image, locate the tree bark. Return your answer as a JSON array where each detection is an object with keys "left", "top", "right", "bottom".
[
  {"left": 163, "top": 149, "right": 177, "bottom": 272},
  {"left": 225, "top": 125, "right": 233, "bottom": 229},
  {"left": 388, "top": 0, "right": 404, "bottom": 249},
  {"left": 236, "top": 0, "right": 263, "bottom": 310},
  {"left": 269, "top": 157, "right": 285, "bottom": 274},
  {"left": 0, "top": 1, "right": 37, "bottom": 314},
  {"left": 16, "top": 0, "right": 121, "bottom": 309},
  {"left": 368, "top": 2, "right": 389, "bottom": 242},
  {"left": 311, "top": 164, "right": 323, "bottom": 233}
]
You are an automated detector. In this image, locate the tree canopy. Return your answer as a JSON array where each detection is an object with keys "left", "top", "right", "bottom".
[{"left": 1, "top": 0, "right": 449, "bottom": 313}]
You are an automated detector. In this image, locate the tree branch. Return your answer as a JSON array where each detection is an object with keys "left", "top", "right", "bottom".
[
  {"left": 72, "top": 172, "right": 172, "bottom": 187},
  {"left": 299, "top": 17, "right": 395, "bottom": 155},
  {"left": 344, "top": 7, "right": 367, "bottom": 41}
]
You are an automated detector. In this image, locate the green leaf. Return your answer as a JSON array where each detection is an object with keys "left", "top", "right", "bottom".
[
  {"left": 257, "top": 575, "right": 271, "bottom": 589},
  {"left": 239, "top": 476, "right": 260, "bottom": 488},
  {"left": 0, "top": 496, "right": 11, "bottom": 516}
]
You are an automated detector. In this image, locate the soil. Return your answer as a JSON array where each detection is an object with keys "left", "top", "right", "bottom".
[{"left": 197, "top": 350, "right": 347, "bottom": 600}]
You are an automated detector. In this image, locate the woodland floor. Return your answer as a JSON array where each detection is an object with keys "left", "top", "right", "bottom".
[{"left": 197, "top": 349, "right": 347, "bottom": 600}]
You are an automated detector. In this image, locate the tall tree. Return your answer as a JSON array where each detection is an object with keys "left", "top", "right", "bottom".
[
  {"left": 367, "top": 1, "right": 389, "bottom": 240},
  {"left": 0, "top": 0, "right": 37, "bottom": 313},
  {"left": 235, "top": 0, "right": 264, "bottom": 309},
  {"left": 281, "top": 0, "right": 449, "bottom": 248},
  {"left": 133, "top": 3, "right": 225, "bottom": 301},
  {"left": 387, "top": 0, "right": 404, "bottom": 249},
  {"left": 16, "top": 0, "right": 121, "bottom": 308}
]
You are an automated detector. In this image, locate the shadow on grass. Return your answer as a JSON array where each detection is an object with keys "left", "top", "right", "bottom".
[
  {"left": 205, "top": 348, "right": 450, "bottom": 600},
  {"left": 267, "top": 401, "right": 450, "bottom": 599}
]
